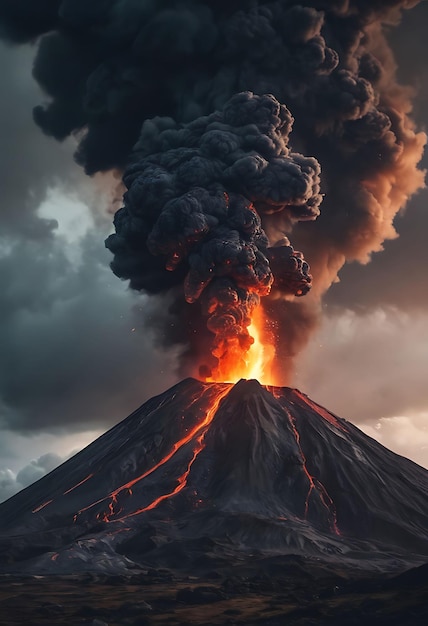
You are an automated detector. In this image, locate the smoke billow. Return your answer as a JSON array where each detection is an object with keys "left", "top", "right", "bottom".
[
  {"left": 106, "top": 92, "right": 318, "bottom": 376},
  {"left": 0, "top": 0, "right": 425, "bottom": 380}
]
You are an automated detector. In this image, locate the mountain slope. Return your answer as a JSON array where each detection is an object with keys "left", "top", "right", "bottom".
[{"left": 0, "top": 378, "right": 427, "bottom": 574}]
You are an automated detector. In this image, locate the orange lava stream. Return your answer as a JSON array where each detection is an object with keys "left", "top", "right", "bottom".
[
  {"left": 32, "top": 499, "right": 53, "bottom": 513},
  {"left": 268, "top": 387, "right": 340, "bottom": 535},
  {"left": 285, "top": 406, "right": 340, "bottom": 535},
  {"left": 32, "top": 473, "right": 95, "bottom": 514},
  {"left": 74, "top": 386, "right": 230, "bottom": 523},
  {"left": 292, "top": 410, "right": 339, "bottom": 533},
  {"left": 208, "top": 305, "right": 277, "bottom": 385},
  {"left": 294, "top": 391, "right": 347, "bottom": 432},
  {"left": 63, "top": 473, "right": 94, "bottom": 495},
  {"left": 119, "top": 430, "right": 206, "bottom": 520}
]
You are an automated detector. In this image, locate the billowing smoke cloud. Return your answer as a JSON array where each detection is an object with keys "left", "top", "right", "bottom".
[
  {"left": 107, "top": 92, "right": 318, "bottom": 375},
  {"left": 0, "top": 0, "right": 425, "bottom": 380}
]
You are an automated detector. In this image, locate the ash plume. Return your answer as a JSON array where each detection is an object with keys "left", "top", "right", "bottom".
[
  {"left": 0, "top": 0, "right": 425, "bottom": 379},
  {"left": 106, "top": 92, "right": 318, "bottom": 376}
]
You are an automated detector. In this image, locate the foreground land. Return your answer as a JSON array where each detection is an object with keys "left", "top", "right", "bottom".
[{"left": 0, "top": 562, "right": 427, "bottom": 626}]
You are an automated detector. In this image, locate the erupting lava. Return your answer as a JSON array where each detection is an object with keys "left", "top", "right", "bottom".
[{"left": 208, "top": 306, "right": 277, "bottom": 385}]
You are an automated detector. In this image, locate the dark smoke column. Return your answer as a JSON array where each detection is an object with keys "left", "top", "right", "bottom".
[
  {"left": 106, "top": 92, "right": 320, "bottom": 378},
  {"left": 0, "top": 0, "right": 425, "bottom": 380}
]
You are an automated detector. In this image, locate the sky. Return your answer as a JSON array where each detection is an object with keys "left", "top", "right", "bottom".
[
  {"left": 295, "top": 2, "right": 428, "bottom": 468},
  {"left": 0, "top": 2, "right": 428, "bottom": 502}
]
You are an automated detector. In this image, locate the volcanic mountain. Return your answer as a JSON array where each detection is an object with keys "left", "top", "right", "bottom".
[{"left": 1, "top": 379, "right": 428, "bottom": 576}]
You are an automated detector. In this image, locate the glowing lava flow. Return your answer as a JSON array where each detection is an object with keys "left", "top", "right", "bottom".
[
  {"left": 63, "top": 473, "right": 94, "bottom": 495},
  {"left": 208, "top": 305, "right": 277, "bottom": 385},
  {"left": 287, "top": 406, "right": 339, "bottom": 535},
  {"left": 74, "top": 386, "right": 230, "bottom": 523},
  {"left": 293, "top": 391, "right": 348, "bottom": 433},
  {"left": 269, "top": 387, "right": 340, "bottom": 535},
  {"left": 32, "top": 499, "right": 53, "bottom": 513},
  {"left": 118, "top": 428, "right": 207, "bottom": 520},
  {"left": 32, "top": 473, "right": 95, "bottom": 514}
]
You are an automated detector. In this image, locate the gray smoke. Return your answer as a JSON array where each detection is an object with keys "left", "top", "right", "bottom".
[
  {"left": 0, "top": 0, "right": 425, "bottom": 379},
  {"left": 106, "top": 92, "right": 318, "bottom": 375}
]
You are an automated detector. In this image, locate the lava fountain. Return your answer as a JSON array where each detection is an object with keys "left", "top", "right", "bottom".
[{"left": 207, "top": 305, "right": 277, "bottom": 385}]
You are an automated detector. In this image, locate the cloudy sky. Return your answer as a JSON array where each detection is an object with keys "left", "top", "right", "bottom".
[
  {"left": 0, "top": 41, "right": 180, "bottom": 502},
  {"left": 0, "top": 2, "right": 428, "bottom": 502},
  {"left": 294, "top": 2, "right": 428, "bottom": 468}
]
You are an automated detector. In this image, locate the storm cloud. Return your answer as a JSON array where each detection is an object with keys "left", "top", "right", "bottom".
[
  {"left": 0, "top": 453, "right": 67, "bottom": 503},
  {"left": 0, "top": 42, "right": 180, "bottom": 439}
]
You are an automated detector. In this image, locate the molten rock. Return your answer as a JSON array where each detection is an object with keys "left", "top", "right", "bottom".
[{"left": 0, "top": 379, "right": 427, "bottom": 575}]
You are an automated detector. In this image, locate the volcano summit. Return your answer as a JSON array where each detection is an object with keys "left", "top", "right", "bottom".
[{"left": 1, "top": 379, "right": 427, "bottom": 577}]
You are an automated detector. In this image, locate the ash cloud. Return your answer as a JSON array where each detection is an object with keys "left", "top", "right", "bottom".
[
  {"left": 107, "top": 92, "right": 318, "bottom": 375},
  {"left": 325, "top": 2, "right": 428, "bottom": 315},
  {"left": 0, "top": 0, "right": 425, "bottom": 379}
]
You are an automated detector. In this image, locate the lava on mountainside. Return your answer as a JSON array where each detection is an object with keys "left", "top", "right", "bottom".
[{"left": 1, "top": 379, "right": 427, "bottom": 576}]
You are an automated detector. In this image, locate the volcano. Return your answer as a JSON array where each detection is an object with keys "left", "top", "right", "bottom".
[{"left": 1, "top": 379, "right": 428, "bottom": 576}]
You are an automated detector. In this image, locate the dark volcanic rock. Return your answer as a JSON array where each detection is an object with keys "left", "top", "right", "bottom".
[
  {"left": 0, "top": 379, "right": 427, "bottom": 575},
  {"left": 176, "top": 585, "right": 226, "bottom": 604}
]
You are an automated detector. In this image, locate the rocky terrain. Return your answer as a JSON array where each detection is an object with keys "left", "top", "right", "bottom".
[{"left": 0, "top": 378, "right": 427, "bottom": 624}]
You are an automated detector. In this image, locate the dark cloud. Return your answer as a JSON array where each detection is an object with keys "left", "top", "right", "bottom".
[
  {"left": 296, "top": 308, "right": 428, "bottom": 426},
  {"left": 107, "top": 92, "right": 318, "bottom": 377},
  {"left": 0, "top": 1, "right": 426, "bottom": 387},
  {"left": 0, "top": 41, "right": 179, "bottom": 438},
  {"left": 0, "top": 232, "right": 179, "bottom": 434},
  {"left": 0, "top": 0, "right": 59, "bottom": 43},
  {"left": 1, "top": 0, "right": 423, "bottom": 379},
  {"left": 325, "top": 194, "right": 428, "bottom": 312},
  {"left": 0, "top": 468, "right": 19, "bottom": 503},
  {"left": 16, "top": 452, "right": 63, "bottom": 488},
  {"left": 0, "top": 452, "right": 65, "bottom": 504},
  {"left": 0, "top": 41, "right": 77, "bottom": 239},
  {"left": 326, "top": 1, "right": 428, "bottom": 313}
]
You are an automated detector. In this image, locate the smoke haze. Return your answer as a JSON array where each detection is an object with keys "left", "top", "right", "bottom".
[
  {"left": 0, "top": 0, "right": 425, "bottom": 378},
  {"left": 0, "top": 1, "right": 427, "bottom": 490}
]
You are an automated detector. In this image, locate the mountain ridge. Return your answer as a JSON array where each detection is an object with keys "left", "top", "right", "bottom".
[{"left": 1, "top": 378, "right": 427, "bottom": 575}]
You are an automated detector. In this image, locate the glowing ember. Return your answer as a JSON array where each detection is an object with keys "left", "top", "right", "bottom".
[{"left": 208, "top": 306, "right": 277, "bottom": 385}]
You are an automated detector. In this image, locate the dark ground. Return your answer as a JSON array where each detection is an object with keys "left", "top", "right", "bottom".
[{"left": 1, "top": 561, "right": 427, "bottom": 626}]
